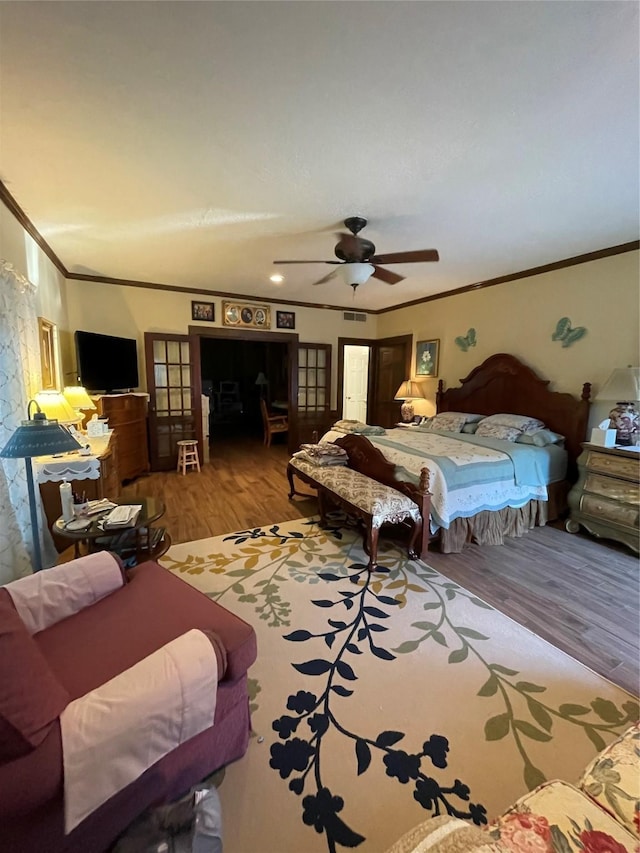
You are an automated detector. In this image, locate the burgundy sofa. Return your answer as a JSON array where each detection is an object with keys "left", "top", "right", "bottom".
[{"left": 0, "top": 558, "right": 257, "bottom": 853}]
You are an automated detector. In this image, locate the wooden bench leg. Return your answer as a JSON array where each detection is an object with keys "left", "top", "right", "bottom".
[
  {"left": 367, "top": 524, "right": 379, "bottom": 571},
  {"left": 287, "top": 464, "right": 296, "bottom": 499},
  {"left": 408, "top": 517, "right": 422, "bottom": 561},
  {"left": 317, "top": 488, "right": 330, "bottom": 528}
]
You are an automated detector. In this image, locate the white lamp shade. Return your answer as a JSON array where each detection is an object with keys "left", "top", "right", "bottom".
[
  {"left": 340, "top": 263, "right": 375, "bottom": 288},
  {"left": 394, "top": 380, "right": 427, "bottom": 401},
  {"left": 34, "top": 390, "right": 79, "bottom": 424},
  {"left": 63, "top": 386, "right": 96, "bottom": 410},
  {"left": 595, "top": 367, "right": 640, "bottom": 402}
]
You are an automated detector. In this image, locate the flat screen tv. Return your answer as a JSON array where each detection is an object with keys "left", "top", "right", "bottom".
[{"left": 75, "top": 330, "right": 139, "bottom": 393}]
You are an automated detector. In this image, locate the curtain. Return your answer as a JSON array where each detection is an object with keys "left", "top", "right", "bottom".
[{"left": 0, "top": 261, "right": 49, "bottom": 582}]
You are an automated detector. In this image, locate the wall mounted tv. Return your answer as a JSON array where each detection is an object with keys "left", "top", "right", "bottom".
[{"left": 75, "top": 331, "right": 139, "bottom": 394}]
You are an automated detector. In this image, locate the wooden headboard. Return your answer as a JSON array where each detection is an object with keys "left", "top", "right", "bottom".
[{"left": 436, "top": 353, "right": 591, "bottom": 479}]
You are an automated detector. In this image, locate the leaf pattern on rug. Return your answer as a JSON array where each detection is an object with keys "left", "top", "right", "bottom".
[
  {"left": 162, "top": 517, "right": 638, "bottom": 853},
  {"left": 270, "top": 559, "right": 487, "bottom": 852},
  {"left": 389, "top": 564, "right": 639, "bottom": 790}
]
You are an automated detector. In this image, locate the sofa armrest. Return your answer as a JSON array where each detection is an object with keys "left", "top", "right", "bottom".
[
  {"left": 4, "top": 552, "right": 125, "bottom": 634},
  {"left": 61, "top": 628, "right": 218, "bottom": 833},
  {"left": 384, "top": 815, "right": 508, "bottom": 853}
]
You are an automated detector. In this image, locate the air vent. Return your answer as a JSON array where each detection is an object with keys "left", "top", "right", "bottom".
[{"left": 343, "top": 311, "right": 367, "bottom": 323}]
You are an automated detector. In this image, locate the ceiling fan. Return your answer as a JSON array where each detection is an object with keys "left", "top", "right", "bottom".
[{"left": 274, "top": 216, "right": 439, "bottom": 290}]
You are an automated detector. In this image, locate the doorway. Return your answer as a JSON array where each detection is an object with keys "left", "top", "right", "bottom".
[{"left": 342, "top": 344, "right": 370, "bottom": 421}]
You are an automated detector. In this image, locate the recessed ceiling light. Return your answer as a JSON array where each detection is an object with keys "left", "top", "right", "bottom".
[{"left": 270, "top": 274, "right": 284, "bottom": 283}]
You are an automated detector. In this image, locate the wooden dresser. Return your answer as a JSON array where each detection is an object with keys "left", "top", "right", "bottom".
[
  {"left": 566, "top": 443, "right": 639, "bottom": 553},
  {"left": 96, "top": 393, "right": 150, "bottom": 483}
]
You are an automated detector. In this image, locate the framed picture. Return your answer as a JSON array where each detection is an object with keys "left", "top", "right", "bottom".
[
  {"left": 222, "top": 301, "right": 271, "bottom": 330},
  {"left": 276, "top": 311, "right": 295, "bottom": 330},
  {"left": 38, "top": 317, "right": 59, "bottom": 389},
  {"left": 415, "top": 339, "right": 439, "bottom": 377},
  {"left": 191, "top": 301, "right": 215, "bottom": 322}
]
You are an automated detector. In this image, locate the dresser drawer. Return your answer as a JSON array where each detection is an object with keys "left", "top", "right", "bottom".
[
  {"left": 586, "top": 451, "right": 640, "bottom": 482},
  {"left": 584, "top": 472, "right": 640, "bottom": 505},
  {"left": 580, "top": 494, "right": 639, "bottom": 528}
]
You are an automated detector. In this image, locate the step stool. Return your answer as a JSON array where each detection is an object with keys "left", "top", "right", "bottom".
[{"left": 176, "top": 439, "right": 201, "bottom": 475}]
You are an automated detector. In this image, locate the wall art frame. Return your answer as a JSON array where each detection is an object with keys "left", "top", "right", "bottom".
[
  {"left": 191, "top": 301, "right": 215, "bottom": 322},
  {"left": 38, "top": 317, "right": 59, "bottom": 390},
  {"left": 276, "top": 310, "right": 296, "bottom": 330},
  {"left": 415, "top": 339, "right": 439, "bottom": 377},
  {"left": 222, "top": 301, "right": 271, "bottom": 330}
]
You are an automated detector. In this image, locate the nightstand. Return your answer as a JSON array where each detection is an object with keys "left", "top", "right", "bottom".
[{"left": 566, "top": 443, "right": 639, "bottom": 553}]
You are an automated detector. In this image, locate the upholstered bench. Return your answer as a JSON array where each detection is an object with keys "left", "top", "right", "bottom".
[{"left": 287, "top": 456, "right": 423, "bottom": 570}]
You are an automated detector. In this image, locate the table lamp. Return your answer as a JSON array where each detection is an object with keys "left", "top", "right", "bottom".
[
  {"left": 394, "top": 380, "right": 427, "bottom": 422},
  {"left": 34, "top": 390, "right": 80, "bottom": 426},
  {"left": 0, "top": 401, "right": 82, "bottom": 571},
  {"left": 63, "top": 385, "right": 96, "bottom": 417},
  {"left": 595, "top": 367, "right": 640, "bottom": 446},
  {"left": 255, "top": 372, "right": 269, "bottom": 400}
]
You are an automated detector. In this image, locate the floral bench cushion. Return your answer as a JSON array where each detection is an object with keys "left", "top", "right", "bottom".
[
  {"left": 290, "top": 457, "right": 421, "bottom": 528},
  {"left": 579, "top": 722, "right": 640, "bottom": 837},
  {"left": 488, "top": 779, "right": 637, "bottom": 853}
]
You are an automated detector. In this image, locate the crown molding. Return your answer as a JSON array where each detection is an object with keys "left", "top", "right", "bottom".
[{"left": 2, "top": 179, "right": 637, "bottom": 316}]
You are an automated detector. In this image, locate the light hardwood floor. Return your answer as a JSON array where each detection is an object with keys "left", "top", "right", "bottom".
[{"left": 121, "top": 437, "right": 640, "bottom": 695}]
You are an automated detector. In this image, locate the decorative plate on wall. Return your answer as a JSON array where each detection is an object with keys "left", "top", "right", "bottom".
[{"left": 222, "top": 301, "right": 271, "bottom": 329}]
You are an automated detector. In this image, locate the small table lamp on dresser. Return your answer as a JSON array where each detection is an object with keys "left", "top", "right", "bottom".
[
  {"left": 594, "top": 367, "right": 640, "bottom": 446},
  {"left": 394, "top": 380, "right": 427, "bottom": 423}
]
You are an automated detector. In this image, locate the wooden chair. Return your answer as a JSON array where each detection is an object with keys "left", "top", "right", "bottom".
[
  {"left": 260, "top": 398, "right": 288, "bottom": 447},
  {"left": 176, "top": 439, "right": 201, "bottom": 475}
]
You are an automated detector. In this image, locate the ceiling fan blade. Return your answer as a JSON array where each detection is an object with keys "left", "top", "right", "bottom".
[
  {"left": 312, "top": 269, "right": 340, "bottom": 286},
  {"left": 371, "top": 249, "right": 440, "bottom": 264},
  {"left": 273, "top": 259, "right": 340, "bottom": 264},
  {"left": 372, "top": 265, "right": 405, "bottom": 285}
]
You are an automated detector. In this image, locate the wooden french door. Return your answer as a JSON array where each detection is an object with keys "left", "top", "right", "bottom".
[
  {"left": 369, "top": 335, "right": 412, "bottom": 428},
  {"left": 296, "top": 343, "right": 332, "bottom": 445},
  {"left": 145, "top": 333, "right": 202, "bottom": 471}
]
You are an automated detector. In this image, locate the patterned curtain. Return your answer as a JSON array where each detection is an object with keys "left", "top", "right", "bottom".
[{"left": 0, "top": 261, "right": 48, "bottom": 582}]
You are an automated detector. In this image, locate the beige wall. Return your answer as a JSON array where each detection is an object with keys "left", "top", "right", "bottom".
[
  {"left": 378, "top": 251, "right": 640, "bottom": 429},
  {"left": 0, "top": 205, "right": 69, "bottom": 391},
  {"left": 64, "top": 280, "right": 378, "bottom": 407}
]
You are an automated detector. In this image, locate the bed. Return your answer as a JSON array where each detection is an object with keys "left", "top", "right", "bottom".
[{"left": 324, "top": 353, "right": 591, "bottom": 554}]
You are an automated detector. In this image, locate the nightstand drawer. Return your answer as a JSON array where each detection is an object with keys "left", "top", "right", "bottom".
[
  {"left": 586, "top": 451, "right": 639, "bottom": 481},
  {"left": 584, "top": 473, "right": 640, "bottom": 505},
  {"left": 580, "top": 494, "right": 639, "bottom": 528}
]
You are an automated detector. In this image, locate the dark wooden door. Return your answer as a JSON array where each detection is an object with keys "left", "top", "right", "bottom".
[
  {"left": 145, "top": 333, "right": 202, "bottom": 471},
  {"left": 369, "top": 335, "right": 412, "bottom": 428}
]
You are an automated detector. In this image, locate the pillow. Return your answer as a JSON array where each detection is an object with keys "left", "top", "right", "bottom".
[
  {"left": 475, "top": 422, "right": 522, "bottom": 442},
  {"left": 461, "top": 422, "right": 479, "bottom": 434},
  {"left": 516, "top": 429, "right": 565, "bottom": 447},
  {"left": 479, "top": 413, "right": 545, "bottom": 434},
  {"left": 419, "top": 412, "right": 473, "bottom": 433},
  {"left": 0, "top": 590, "right": 70, "bottom": 760}
]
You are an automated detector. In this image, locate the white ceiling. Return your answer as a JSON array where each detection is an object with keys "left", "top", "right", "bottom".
[{"left": 1, "top": 1, "right": 638, "bottom": 311}]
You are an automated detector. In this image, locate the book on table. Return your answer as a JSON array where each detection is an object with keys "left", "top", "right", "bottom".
[{"left": 103, "top": 504, "right": 143, "bottom": 529}]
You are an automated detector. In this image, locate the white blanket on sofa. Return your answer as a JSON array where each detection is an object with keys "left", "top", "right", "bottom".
[{"left": 61, "top": 628, "right": 219, "bottom": 833}]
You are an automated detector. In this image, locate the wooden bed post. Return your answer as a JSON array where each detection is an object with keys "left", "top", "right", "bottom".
[{"left": 416, "top": 466, "right": 433, "bottom": 559}]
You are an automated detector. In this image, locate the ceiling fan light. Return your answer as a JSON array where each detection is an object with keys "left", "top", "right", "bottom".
[{"left": 340, "top": 262, "right": 375, "bottom": 289}]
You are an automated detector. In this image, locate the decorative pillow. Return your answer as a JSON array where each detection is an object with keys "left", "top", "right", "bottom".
[
  {"left": 475, "top": 422, "right": 522, "bottom": 442},
  {"left": 419, "top": 412, "right": 475, "bottom": 433},
  {"left": 462, "top": 422, "right": 479, "bottom": 434},
  {"left": 516, "top": 429, "right": 565, "bottom": 447},
  {"left": 479, "top": 413, "right": 545, "bottom": 434},
  {"left": 0, "top": 590, "right": 70, "bottom": 760}
]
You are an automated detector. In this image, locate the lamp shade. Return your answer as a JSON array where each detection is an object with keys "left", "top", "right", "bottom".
[
  {"left": 394, "top": 380, "right": 427, "bottom": 401},
  {"left": 594, "top": 367, "right": 640, "bottom": 402},
  {"left": 63, "top": 386, "right": 96, "bottom": 411},
  {"left": 340, "top": 263, "right": 375, "bottom": 289},
  {"left": 0, "top": 414, "right": 83, "bottom": 459},
  {"left": 34, "top": 390, "right": 79, "bottom": 424},
  {"left": 255, "top": 372, "right": 269, "bottom": 386}
]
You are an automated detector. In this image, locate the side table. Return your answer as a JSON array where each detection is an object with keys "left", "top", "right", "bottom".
[
  {"left": 566, "top": 443, "right": 639, "bottom": 553},
  {"left": 54, "top": 496, "right": 171, "bottom": 565}
]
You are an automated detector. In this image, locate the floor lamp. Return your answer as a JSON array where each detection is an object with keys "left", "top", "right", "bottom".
[{"left": 0, "top": 401, "right": 82, "bottom": 571}]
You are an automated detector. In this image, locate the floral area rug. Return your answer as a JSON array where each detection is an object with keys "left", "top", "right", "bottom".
[{"left": 161, "top": 517, "right": 638, "bottom": 853}]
